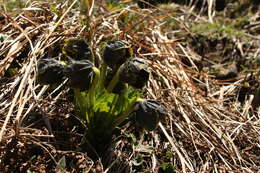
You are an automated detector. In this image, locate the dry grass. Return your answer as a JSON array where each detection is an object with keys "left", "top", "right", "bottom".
[{"left": 0, "top": 0, "right": 260, "bottom": 172}]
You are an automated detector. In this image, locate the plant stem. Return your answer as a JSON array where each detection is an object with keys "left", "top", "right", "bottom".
[
  {"left": 107, "top": 68, "right": 120, "bottom": 92},
  {"left": 113, "top": 97, "right": 143, "bottom": 128},
  {"left": 86, "top": 67, "right": 100, "bottom": 120},
  {"left": 111, "top": 83, "right": 128, "bottom": 114},
  {"left": 99, "top": 63, "right": 107, "bottom": 89},
  {"left": 109, "top": 94, "right": 119, "bottom": 114},
  {"left": 74, "top": 89, "right": 88, "bottom": 120}
]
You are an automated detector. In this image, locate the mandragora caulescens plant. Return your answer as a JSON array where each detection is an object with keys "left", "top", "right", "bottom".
[{"left": 36, "top": 38, "right": 167, "bottom": 152}]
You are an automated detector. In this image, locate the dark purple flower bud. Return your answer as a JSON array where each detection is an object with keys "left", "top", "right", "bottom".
[
  {"left": 62, "top": 38, "right": 91, "bottom": 61},
  {"left": 119, "top": 57, "right": 149, "bottom": 89},
  {"left": 64, "top": 60, "right": 94, "bottom": 91},
  {"left": 133, "top": 99, "right": 166, "bottom": 131},
  {"left": 103, "top": 40, "right": 131, "bottom": 70},
  {"left": 37, "top": 58, "right": 66, "bottom": 85}
]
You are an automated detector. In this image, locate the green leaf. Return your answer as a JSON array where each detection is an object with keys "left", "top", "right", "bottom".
[
  {"left": 162, "top": 162, "right": 176, "bottom": 173},
  {"left": 26, "top": 170, "right": 36, "bottom": 173},
  {"left": 74, "top": 90, "right": 88, "bottom": 119},
  {"left": 165, "top": 151, "right": 173, "bottom": 158},
  {"left": 56, "top": 156, "right": 66, "bottom": 172},
  {"left": 81, "top": 0, "right": 95, "bottom": 16},
  {"left": 135, "top": 144, "right": 154, "bottom": 153},
  {"left": 73, "top": 68, "right": 142, "bottom": 153},
  {"left": 132, "top": 156, "right": 144, "bottom": 166},
  {"left": 94, "top": 91, "right": 117, "bottom": 114},
  {"left": 126, "top": 132, "right": 137, "bottom": 144}
]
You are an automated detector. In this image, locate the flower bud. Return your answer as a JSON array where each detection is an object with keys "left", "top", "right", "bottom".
[
  {"left": 64, "top": 60, "right": 94, "bottom": 91},
  {"left": 62, "top": 38, "right": 91, "bottom": 61},
  {"left": 119, "top": 57, "right": 149, "bottom": 89},
  {"left": 133, "top": 99, "right": 166, "bottom": 131},
  {"left": 37, "top": 58, "right": 66, "bottom": 85},
  {"left": 103, "top": 40, "right": 131, "bottom": 70}
]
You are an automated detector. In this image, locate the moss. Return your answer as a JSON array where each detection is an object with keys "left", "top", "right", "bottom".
[
  {"left": 191, "top": 22, "right": 246, "bottom": 40},
  {"left": 106, "top": 0, "right": 126, "bottom": 11},
  {"left": 1, "top": 0, "right": 25, "bottom": 11},
  {"left": 117, "top": 11, "right": 146, "bottom": 32}
]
